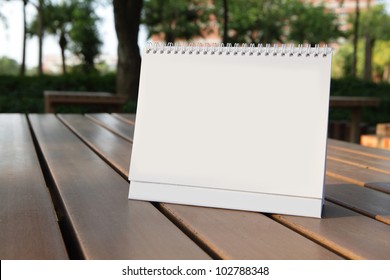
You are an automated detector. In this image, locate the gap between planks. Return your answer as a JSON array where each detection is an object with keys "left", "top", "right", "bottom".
[{"left": 59, "top": 114, "right": 342, "bottom": 260}]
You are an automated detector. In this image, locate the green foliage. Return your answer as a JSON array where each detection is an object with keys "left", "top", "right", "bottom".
[
  {"left": 330, "top": 78, "right": 390, "bottom": 125},
  {"left": 373, "top": 40, "right": 390, "bottom": 82},
  {"left": 222, "top": 0, "right": 339, "bottom": 44},
  {"left": 0, "top": 73, "right": 138, "bottom": 113},
  {"left": 69, "top": 0, "right": 102, "bottom": 72},
  {"left": 44, "top": 1, "right": 76, "bottom": 42},
  {"left": 288, "top": 1, "right": 341, "bottom": 45},
  {"left": 143, "top": 0, "right": 214, "bottom": 42},
  {"left": 28, "top": 0, "right": 102, "bottom": 73},
  {"left": 226, "top": 0, "right": 288, "bottom": 44},
  {"left": 0, "top": 57, "right": 19, "bottom": 75},
  {"left": 144, "top": 0, "right": 341, "bottom": 45},
  {"left": 333, "top": 40, "right": 390, "bottom": 82},
  {"left": 359, "top": 4, "right": 390, "bottom": 41}
]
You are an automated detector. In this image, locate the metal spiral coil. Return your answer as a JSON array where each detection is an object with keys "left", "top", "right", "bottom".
[{"left": 145, "top": 42, "right": 333, "bottom": 57}]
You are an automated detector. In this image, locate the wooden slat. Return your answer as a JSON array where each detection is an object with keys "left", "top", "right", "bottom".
[
  {"left": 86, "top": 113, "right": 134, "bottom": 141},
  {"left": 324, "top": 176, "right": 345, "bottom": 185},
  {"left": 327, "top": 146, "right": 390, "bottom": 174},
  {"left": 325, "top": 176, "right": 390, "bottom": 225},
  {"left": 60, "top": 114, "right": 342, "bottom": 259},
  {"left": 0, "top": 114, "right": 68, "bottom": 260},
  {"left": 326, "top": 183, "right": 390, "bottom": 225},
  {"left": 158, "top": 204, "right": 342, "bottom": 259},
  {"left": 112, "top": 113, "right": 136, "bottom": 125},
  {"left": 273, "top": 201, "right": 390, "bottom": 259},
  {"left": 58, "top": 114, "right": 131, "bottom": 177},
  {"left": 328, "top": 139, "right": 390, "bottom": 159},
  {"left": 326, "top": 159, "right": 390, "bottom": 194},
  {"left": 29, "top": 114, "right": 210, "bottom": 260}
]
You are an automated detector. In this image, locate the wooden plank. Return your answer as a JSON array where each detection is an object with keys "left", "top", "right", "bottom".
[
  {"left": 58, "top": 114, "right": 131, "bottom": 177},
  {"left": 0, "top": 114, "right": 68, "bottom": 260},
  {"left": 78, "top": 114, "right": 390, "bottom": 259},
  {"left": 326, "top": 142, "right": 390, "bottom": 195},
  {"left": 86, "top": 113, "right": 134, "bottom": 141},
  {"left": 272, "top": 201, "right": 390, "bottom": 259},
  {"left": 326, "top": 159, "right": 390, "bottom": 194},
  {"left": 112, "top": 113, "right": 136, "bottom": 125},
  {"left": 158, "top": 204, "right": 341, "bottom": 259},
  {"left": 328, "top": 139, "right": 390, "bottom": 159},
  {"left": 325, "top": 176, "right": 390, "bottom": 224},
  {"left": 61, "top": 114, "right": 342, "bottom": 259},
  {"left": 327, "top": 146, "right": 390, "bottom": 174},
  {"left": 29, "top": 114, "right": 210, "bottom": 260},
  {"left": 325, "top": 176, "right": 390, "bottom": 225},
  {"left": 324, "top": 176, "right": 345, "bottom": 185}
]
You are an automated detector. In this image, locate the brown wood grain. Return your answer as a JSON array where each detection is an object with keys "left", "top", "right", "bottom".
[
  {"left": 58, "top": 114, "right": 131, "bottom": 177},
  {"left": 112, "top": 113, "right": 136, "bottom": 125},
  {"left": 272, "top": 201, "right": 390, "bottom": 259},
  {"left": 159, "top": 203, "right": 342, "bottom": 259},
  {"left": 328, "top": 139, "right": 390, "bottom": 159},
  {"left": 0, "top": 114, "right": 68, "bottom": 260},
  {"left": 63, "top": 114, "right": 342, "bottom": 259},
  {"left": 325, "top": 184, "right": 390, "bottom": 225},
  {"left": 326, "top": 159, "right": 390, "bottom": 194},
  {"left": 325, "top": 176, "right": 390, "bottom": 225},
  {"left": 73, "top": 113, "right": 390, "bottom": 259},
  {"left": 327, "top": 146, "right": 390, "bottom": 173},
  {"left": 29, "top": 114, "right": 210, "bottom": 260},
  {"left": 86, "top": 113, "right": 134, "bottom": 141}
]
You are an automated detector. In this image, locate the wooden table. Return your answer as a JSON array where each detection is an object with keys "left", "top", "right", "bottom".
[
  {"left": 1, "top": 113, "right": 390, "bottom": 260},
  {"left": 329, "top": 96, "right": 380, "bottom": 143},
  {"left": 44, "top": 91, "right": 128, "bottom": 113}
]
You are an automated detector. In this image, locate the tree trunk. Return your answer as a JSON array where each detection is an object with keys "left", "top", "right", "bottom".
[
  {"left": 20, "top": 0, "right": 28, "bottom": 76},
  {"left": 352, "top": 0, "right": 360, "bottom": 78},
  {"left": 383, "top": 64, "right": 390, "bottom": 83},
  {"left": 113, "top": 0, "right": 143, "bottom": 101},
  {"left": 363, "top": 0, "right": 372, "bottom": 81},
  {"left": 222, "top": 0, "right": 228, "bottom": 45},
  {"left": 59, "top": 32, "right": 67, "bottom": 74},
  {"left": 37, "top": 0, "right": 44, "bottom": 75},
  {"left": 363, "top": 37, "right": 375, "bottom": 81}
]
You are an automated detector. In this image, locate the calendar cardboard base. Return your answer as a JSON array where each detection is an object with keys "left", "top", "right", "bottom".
[{"left": 129, "top": 181, "right": 323, "bottom": 218}]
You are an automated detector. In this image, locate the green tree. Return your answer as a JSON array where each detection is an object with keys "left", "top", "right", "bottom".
[
  {"left": 288, "top": 1, "right": 341, "bottom": 45},
  {"left": 221, "top": 0, "right": 288, "bottom": 44},
  {"left": 26, "top": 0, "right": 50, "bottom": 75},
  {"left": 359, "top": 4, "right": 390, "bottom": 81},
  {"left": 113, "top": 0, "right": 143, "bottom": 100},
  {"left": 30, "top": 0, "right": 102, "bottom": 73},
  {"left": 35, "top": 0, "right": 46, "bottom": 75},
  {"left": 0, "top": 56, "right": 20, "bottom": 75},
  {"left": 20, "top": 0, "right": 28, "bottom": 76},
  {"left": 69, "top": 0, "right": 102, "bottom": 73},
  {"left": 351, "top": 0, "right": 360, "bottom": 78},
  {"left": 213, "top": 0, "right": 340, "bottom": 45},
  {"left": 142, "top": 0, "right": 214, "bottom": 43},
  {"left": 44, "top": 1, "right": 76, "bottom": 74},
  {"left": 373, "top": 40, "right": 390, "bottom": 82}
]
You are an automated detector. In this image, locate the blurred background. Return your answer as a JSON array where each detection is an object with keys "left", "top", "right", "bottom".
[{"left": 0, "top": 0, "right": 389, "bottom": 143}]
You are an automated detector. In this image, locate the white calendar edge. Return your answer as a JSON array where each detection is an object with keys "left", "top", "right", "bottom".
[{"left": 129, "top": 181, "right": 323, "bottom": 218}]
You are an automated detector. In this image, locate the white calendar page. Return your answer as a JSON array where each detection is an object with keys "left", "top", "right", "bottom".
[{"left": 129, "top": 45, "right": 332, "bottom": 218}]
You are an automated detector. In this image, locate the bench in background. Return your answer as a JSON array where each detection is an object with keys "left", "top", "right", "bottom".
[{"left": 44, "top": 91, "right": 128, "bottom": 113}]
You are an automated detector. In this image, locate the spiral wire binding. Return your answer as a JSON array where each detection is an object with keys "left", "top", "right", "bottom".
[{"left": 145, "top": 42, "right": 333, "bottom": 57}]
